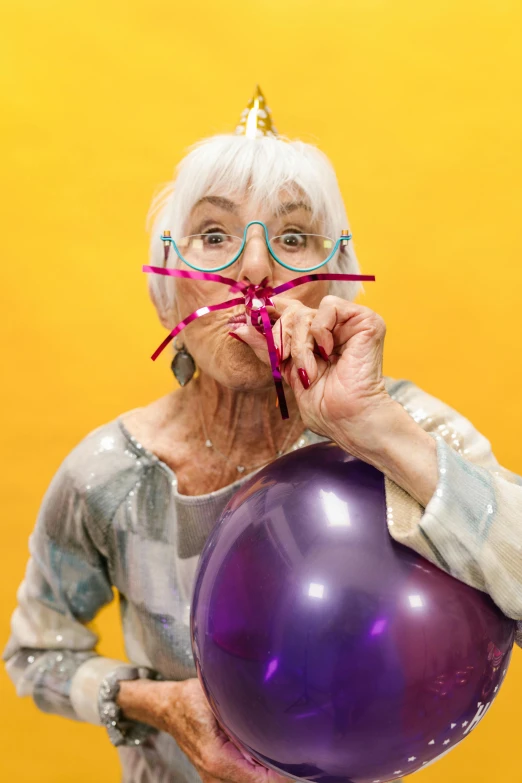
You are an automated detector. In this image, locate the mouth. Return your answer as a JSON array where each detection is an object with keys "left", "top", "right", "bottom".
[
  {"left": 228, "top": 315, "right": 247, "bottom": 328},
  {"left": 228, "top": 312, "right": 279, "bottom": 331}
]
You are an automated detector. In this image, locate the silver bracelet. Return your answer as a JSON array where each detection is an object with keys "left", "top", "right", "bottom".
[{"left": 98, "top": 665, "right": 161, "bottom": 747}]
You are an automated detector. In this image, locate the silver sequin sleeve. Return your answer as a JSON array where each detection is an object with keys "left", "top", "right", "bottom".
[
  {"left": 386, "top": 380, "right": 522, "bottom": 647},
  {"left": 3, "top": 379, "right": 521, "bottom": 781},
  {"left": 2, "top": 441, "right": 134, "bottom": 725}
]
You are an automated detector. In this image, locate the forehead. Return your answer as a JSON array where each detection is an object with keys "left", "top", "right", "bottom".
[{"left": 190, "top": 189, "right": 313, "bottom": 219}]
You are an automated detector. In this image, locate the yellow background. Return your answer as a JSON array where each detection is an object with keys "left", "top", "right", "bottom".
[{"left": 1, "top": 0, "right": 521, "bottom": 780}]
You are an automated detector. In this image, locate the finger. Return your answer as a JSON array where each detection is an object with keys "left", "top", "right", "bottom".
[
  {"left": 311, "top": 296, "right": 381, "bottom": 354},
  {"left": 231, "top": 303, "right": 293, "bottom": 368},
  {"left": 270, "top": 294, "right": 300, "bottom": 317},
  {"left": 310, "top": 296, "right": 361, "bottom": 352},
  {"left": 275, "top": 310, "right": 291, "bottom": 364},
  {"left": 288, "top": 308, "right": 318, "bottom": 386},
  {"left": 230, "top": 298, "right": 299, "bottom": 366},
  {"left": 213, "top": 742, "right": 279, "bottom": 783},
  {"left": 273, "top": 299, "right": 315, "bottom": 364},
  {"left": 230, "top": 324, "right": 271, "bottom": 365},
  {"left": 205, "top": 732, "right": 293, "bottom": 783}
]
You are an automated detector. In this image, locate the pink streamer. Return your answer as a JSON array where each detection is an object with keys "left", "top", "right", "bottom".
[{"left": 143, "top": 265, "right": 375, "bottom": 419}]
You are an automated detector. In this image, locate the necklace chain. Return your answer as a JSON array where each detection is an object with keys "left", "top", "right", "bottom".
[{"left": 198, "top": 397, "right": 305, "bottom": 474}]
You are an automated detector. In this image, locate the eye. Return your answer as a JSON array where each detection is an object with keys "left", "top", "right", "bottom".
[
  {"left": 202, "top": 229, "right": 228, "bottom": 246},
  {"left": 281, "top": 232, "right": 306, "bottom": 249}
]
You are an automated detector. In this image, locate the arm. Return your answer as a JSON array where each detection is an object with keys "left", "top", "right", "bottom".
[
  {"left": 332, "top": 392, "right": 439, "bottom": 508},
  {"left": 116, "top": 678, "right": 290, "bottom": 783},
  {"left": 233, "top": 295, "right": 522, "bottom": 649},
  {"left": 4, "top": 447, "right": 291, "bottom": 781},
  {"left": 344, "top": 381, "right": 522, "bottom": 643},
  {"left": 2, "top": 452, "right": 151, "bottom": 735}
]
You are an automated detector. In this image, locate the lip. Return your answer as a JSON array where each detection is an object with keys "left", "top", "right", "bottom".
[{"left": 227, "top": 312, "right": 279, "bottom": 331}]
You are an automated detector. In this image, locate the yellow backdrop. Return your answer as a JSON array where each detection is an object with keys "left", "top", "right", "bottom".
[{"left": 1, "top": 0, "right": 521, "bottom": 780}]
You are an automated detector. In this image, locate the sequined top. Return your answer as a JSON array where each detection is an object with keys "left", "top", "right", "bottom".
[{"left": 3, "top": 378, "right": 522, "bottom": 783}]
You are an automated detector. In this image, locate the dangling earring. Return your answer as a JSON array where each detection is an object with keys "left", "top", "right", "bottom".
[{"left": 171, "top": 339, "right": 196, "bottom": 386}]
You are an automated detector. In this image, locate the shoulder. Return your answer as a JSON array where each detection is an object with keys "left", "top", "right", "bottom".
[
  {"left": 64, "top": 417, "right": 151, "bottom": 481},
  {"left": 47, "top": 417, "right": 166, "bottom": 528}
]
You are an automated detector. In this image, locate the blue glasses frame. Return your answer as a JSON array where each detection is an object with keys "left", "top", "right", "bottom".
[{"left": 161, "top": 221, "right": 352, "bottom": 274}]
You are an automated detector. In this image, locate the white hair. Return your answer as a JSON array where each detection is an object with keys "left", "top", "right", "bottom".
[{"left": 147, "top": 134, "right": 362, "bottom": 317}]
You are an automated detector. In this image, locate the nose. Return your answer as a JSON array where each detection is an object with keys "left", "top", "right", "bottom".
[{"left": 237, "top": 224, "right": 273, "bottom": 287}]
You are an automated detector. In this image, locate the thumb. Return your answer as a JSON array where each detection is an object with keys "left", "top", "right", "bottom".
[{"left": 230, "top": 324, "right": 272, "bottom": 366}]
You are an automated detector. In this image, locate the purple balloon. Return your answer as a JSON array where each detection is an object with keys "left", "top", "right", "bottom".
[{"left": 191, "top": 443, "right": 515, "bottom": 783}]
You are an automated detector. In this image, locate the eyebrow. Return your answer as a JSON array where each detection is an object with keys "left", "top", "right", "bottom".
[
  {"left": 193, "top": 196, "right": 238, "bottom": 212},
  {"left": 276, "top": 200, "right": 312, "bottom": 215},
  {"left": 193, "top": 196, "right": 312, "bottom": 216}
]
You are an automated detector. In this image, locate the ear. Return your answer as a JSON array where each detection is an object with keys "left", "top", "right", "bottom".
[{"left": 148, "top": 282, "right": 177, "bottom": 330}]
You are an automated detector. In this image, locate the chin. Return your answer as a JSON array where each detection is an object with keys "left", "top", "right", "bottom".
[{"left": 214, "top": 353, "right": 274, "bottom": 392}]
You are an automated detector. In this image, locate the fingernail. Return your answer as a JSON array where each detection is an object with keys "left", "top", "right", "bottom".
[
  {"left": 298, "top": 368, "right": 310, "bottom": 390},
  {"left": 228, "top": 332, "right": 247, "bottom": 344},
  {"left": 276, "top": 345, "right": 281, "bottom": 364},
  {"left": 317, "top": 345, "right": 330, "bottom": 362}
]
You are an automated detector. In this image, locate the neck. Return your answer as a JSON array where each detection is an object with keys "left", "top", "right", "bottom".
[{"left": 185, "top": 372, "right": 304, "bottom": 463}]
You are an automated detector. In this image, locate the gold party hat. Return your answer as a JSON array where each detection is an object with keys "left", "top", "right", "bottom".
[{"left": 235, "top": 85, "right": 278, "bottom": 139}]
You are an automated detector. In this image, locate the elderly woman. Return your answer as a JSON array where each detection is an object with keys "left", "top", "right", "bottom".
[{"left": 4, "top": 88, "right": 522, "bottom": 783}]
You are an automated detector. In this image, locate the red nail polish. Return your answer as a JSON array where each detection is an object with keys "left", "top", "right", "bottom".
[
  {"left": 228, "top": 332, "right": 247, "bottom": 345},
  {"left": 317, "top": 345, "right": 330, "bottom": 362},
  {"left": 298, "top": 368, "right": 310, "bottom": 390}
]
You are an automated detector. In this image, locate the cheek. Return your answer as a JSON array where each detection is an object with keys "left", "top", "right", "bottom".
[
  {"left": 175, "top": 280, "right": 225, "bottom": 314},
  {"left": 183, "top": 319, "right": 226, "bottom": 371},
  {"left": 287, "top": 282, "right": 329, "bottom": 309},
  {"left": 186, "top": 319, "right": 217, "bottom": 352},
  {"left": 313, "top": 282, "right": 330, "bottom": 306}
]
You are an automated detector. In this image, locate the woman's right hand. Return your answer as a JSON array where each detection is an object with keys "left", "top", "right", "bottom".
[{"left": 118, "top": 677, "right": 290, "bottom": 783}]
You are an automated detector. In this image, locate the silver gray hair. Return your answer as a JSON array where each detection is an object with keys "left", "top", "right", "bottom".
[{"left": 147, "top": 134, "right": 362, "bottom": 318}]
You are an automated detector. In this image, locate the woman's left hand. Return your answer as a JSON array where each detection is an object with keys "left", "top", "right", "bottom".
[{"left": 232, "top": 295, "right": 396, "bottom": 449}]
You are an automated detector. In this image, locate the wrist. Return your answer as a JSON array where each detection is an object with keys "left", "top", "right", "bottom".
[
  {"left": 99, "top": 666, "right": 163, "bottom": 747},
  {"left": 331, "top": 394, "right": 403, "bottom": 460},
  {"left": 117, "top": 678, "right": 181, "bottom": 734},
  {"left": 333, "top": 397, "right": 438, "bottom": 507}
]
